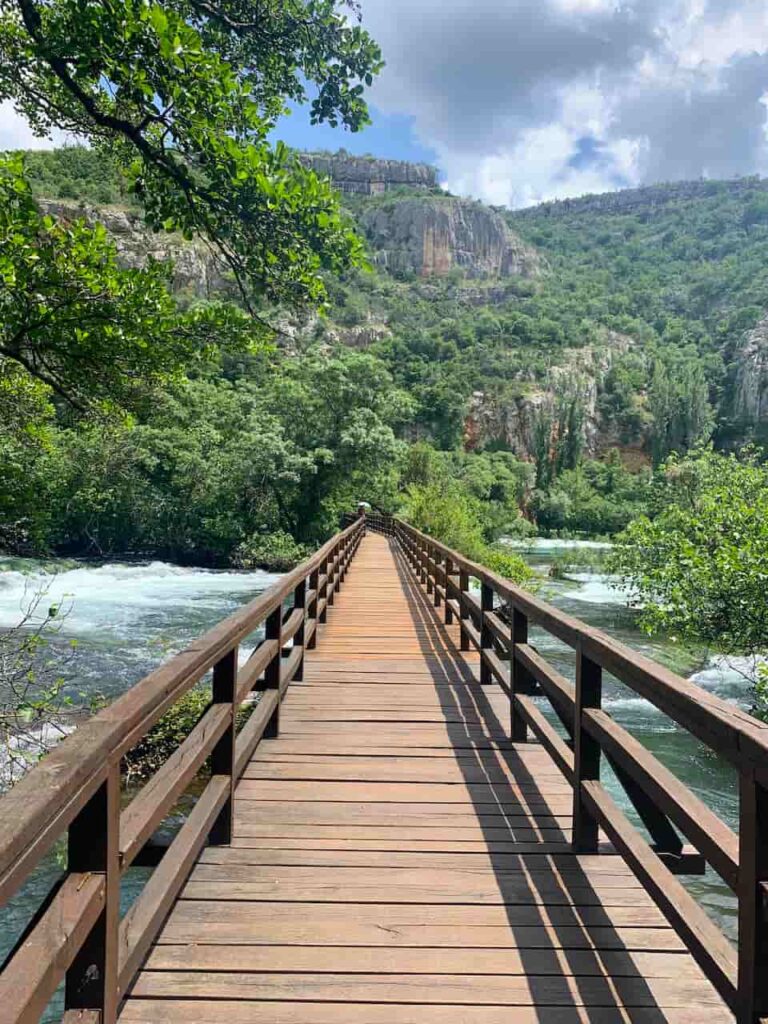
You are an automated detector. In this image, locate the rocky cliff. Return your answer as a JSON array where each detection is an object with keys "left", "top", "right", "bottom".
[
  {"left": 732, "top": 315, "right": 768, "bottom": 435},
  {"left": 463, "top": 336, "right": 644, "bottom": 461},
  {"left": 359, "top": 196, "right": 539, "bottom": 279},
  {"left": 37, "top": 199, "right": 229, "bottom": 299},
  {"left": 510, "top": 176, "right": 768, "bottom": 220},
  {"left": 299, "top": 152, "right": 437, "bottom": 195}
]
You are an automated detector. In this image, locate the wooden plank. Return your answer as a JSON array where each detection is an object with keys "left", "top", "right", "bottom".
[
  {"left": 120, "top": 1001, "right": 733, "bottom": 1024},
  {"left": 582, "top": 779, "right": 738, "bottom": 1010},
  {"left": 118, "top": 777, "right": 229, "bottom": 992},
  {"left": 0, "top": 872, "right": 104, "bottom": 1024},
  {"left": 130, "top": 970, "right": 724, "bottom": 1006},
  {"left": 235, "top": 781, "right": 573, "bottom": 802},
  {"left": 144, "top": 943, "right": 702, "bottom": 977}
]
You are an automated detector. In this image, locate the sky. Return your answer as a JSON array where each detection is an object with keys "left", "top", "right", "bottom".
[{"left": 2, "top": 0, "right": 768, "bottom": 208}]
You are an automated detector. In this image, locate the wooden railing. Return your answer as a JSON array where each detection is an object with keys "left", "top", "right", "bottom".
[
  {"left": 341, "top": 510, "right": 394, "bottom": 536},
  {"left": 0, "top": 519, "right": 364, "bottom": 1024},
  {"left": 393, "top": 518, "right": 768, "bottom": 1024}
]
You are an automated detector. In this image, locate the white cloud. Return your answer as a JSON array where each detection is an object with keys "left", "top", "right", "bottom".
[
  {"left": 0, "top": 101, "right": 73, "bottom": 151},
  {"left": 360, "top": 0, "right": 768, "bottom": 206}
]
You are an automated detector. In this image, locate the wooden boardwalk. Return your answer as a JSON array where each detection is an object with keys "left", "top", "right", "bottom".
[{"left": 120, "top": 533, "right": 732, "bottom": 1024}]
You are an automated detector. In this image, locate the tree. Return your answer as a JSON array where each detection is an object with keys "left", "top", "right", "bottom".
[
  {"left": 610, "top": 447, "right": 768, "bottom": 663},
  {"left": 0, "top": 154, "right": 261, "bottom": 409},
  {"left": 0, "top": 0, "right": 382, "bottom": 306}
]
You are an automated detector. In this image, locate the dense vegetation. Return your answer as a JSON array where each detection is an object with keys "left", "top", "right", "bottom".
[
  {"left": 609, "top": 447, "right": 768, "bottom": 718},
  {"left": 9, "top": 146, "right": 768, "bottom": 564}
]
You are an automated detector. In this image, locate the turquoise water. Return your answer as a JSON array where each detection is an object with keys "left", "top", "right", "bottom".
[
  {"left": 0, "top": 542, "right": 744, "bottom": 1017},
  {"left": 509, "top": 538, "right": 741, "bottom": 939}
]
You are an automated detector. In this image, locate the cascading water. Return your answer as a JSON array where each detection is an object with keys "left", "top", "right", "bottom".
[{"left": 508, "top": 538, "right": 746, "bottom": 938}]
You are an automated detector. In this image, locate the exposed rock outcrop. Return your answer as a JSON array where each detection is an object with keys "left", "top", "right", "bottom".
[
  {"left": 463, "top": 337, "right": 640, "bottom": 459},
  {"left": 299, "top": 153, "right": 437, "bottom": 195},
  {"left": 510, "top": 176, "right": 768, "bottom": 220},
  {"left": 359, "top": 196, "right": 539, "bottom": 279},
  {"left": 37, "top": 199, "right": 229, "bottom": 299},
  {"left": 733, "top": 315, "right": 768, "bottom": 431}
]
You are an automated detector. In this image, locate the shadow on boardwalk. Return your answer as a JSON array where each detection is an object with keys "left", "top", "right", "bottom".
[{"left": 390, "top": 539, "right": 672, "bottom": 1023}]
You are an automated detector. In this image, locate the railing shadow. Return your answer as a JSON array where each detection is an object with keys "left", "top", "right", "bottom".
[{"left": 388, "top": 538, "right": 677, "bottom": 1023}]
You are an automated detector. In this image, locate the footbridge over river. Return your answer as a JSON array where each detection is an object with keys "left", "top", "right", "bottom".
[{"left": 2, "top": 515, "right": 768, "bottom": 1023}]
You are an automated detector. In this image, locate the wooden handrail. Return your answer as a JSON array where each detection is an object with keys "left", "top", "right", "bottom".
[
  {"left": 393, "top": 516, "right": 768, "bottom": 1022},
  {"left": 0, "top": 518, "right": 364, "bottom": 1024}
]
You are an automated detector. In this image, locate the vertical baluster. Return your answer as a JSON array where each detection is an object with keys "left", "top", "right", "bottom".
[
  {"left": 319, "top": 556, "right": 329, "bottom": 624},
  {"left": 572, "top": 645, "right": 602, "bottom": 852},
  {"left": 738, "top": 772, "right": 768, "bottom": 1023},
  {"left": 327, "top": 546, "right": 336, "bottom": 607},
  {"left": 65, "top": 766, "right": 120, "bottom": 1023},
  {"left": 264, "top": 604, "right": 282, "bottom": 738},
  {"left": 480, "top": 582, "right": 494, "bottom": 685},
  {"left": 307, "top": 567, "right": 319, "bottom": 650},
  {"left": 510, "top": 608, "right": 529, "bottom": 742},
  {"left": 293, "top": 578, "right": 306, "bottom": 682},
  {"left": 444, "top": 556, "right": 454, "bottom": 625},
  {"left": 459, "top": 569, "right": 470, "bottom": 651},
  {"left": 426, "top": 541, "right": 434, "bottom": 596},
  {"left": 209, "top": 646, "right": 238, "bottom": 844},
  {"left": 433, "top": 549, "right": 441, "bottom": 607}
]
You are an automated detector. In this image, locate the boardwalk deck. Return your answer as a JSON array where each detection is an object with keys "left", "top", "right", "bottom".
[{"left": 119, "top": 533, "right": 733, "bottom": 1024}]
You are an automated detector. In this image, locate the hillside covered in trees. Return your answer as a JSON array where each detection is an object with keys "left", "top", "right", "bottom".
[{"left": 5, "top": 145, "right": 768, "bottom": 562}]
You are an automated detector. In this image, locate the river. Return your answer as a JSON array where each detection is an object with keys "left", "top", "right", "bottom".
[
  {"left": 510, "top": 537, "right": 741, "bottom": 940},
  {"left": 0, "top": 542, "right": 744, "bottom": 1002}
]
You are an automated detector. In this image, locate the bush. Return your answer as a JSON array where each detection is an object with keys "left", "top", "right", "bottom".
[
  {"left": 403, "top": 480, "right": 533, "bottom": 586},
  {"left": 123, "top": 686, "right": 210, "bottom": 783},
  {"left": 233, "top": 531, "right": 310, "bottom": 571}
]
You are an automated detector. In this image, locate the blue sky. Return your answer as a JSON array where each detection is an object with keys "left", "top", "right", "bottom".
[
  {"left": 274, "top": 102, "right": 440, "bottom": 172},
  {"left": 276, "top": 0, "right": 768, "bottom": 209},
  {"left": 2, "top": 0, "right": 768, "bottom": 208}
]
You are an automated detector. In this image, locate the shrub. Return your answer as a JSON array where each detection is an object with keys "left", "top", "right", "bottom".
[{"left": 233, "top": 531, "right": 310, "bottom": 571}]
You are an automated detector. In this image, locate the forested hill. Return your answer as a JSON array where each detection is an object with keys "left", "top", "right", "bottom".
[{"left": 6, "top": 145, "right": 768, "bottom": 562}]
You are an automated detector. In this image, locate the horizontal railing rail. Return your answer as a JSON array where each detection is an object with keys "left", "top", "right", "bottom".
[
  {"left": 0, "top": 518, "right": 364, "bottom": 1024},
  {"left": 341, "top": 510, "right": 394, "bottom": 536},
  {"left": 393, "top": 517, "right": 768, "bottom": 1024}
]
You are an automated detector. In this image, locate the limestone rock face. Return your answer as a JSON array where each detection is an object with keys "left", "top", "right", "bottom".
[
  {"left": 359, "top": 197, "right": 539, "bottom": 279},
  {"left": 733, "top": 315, "right": 768, "bottom": 430},
  {"left": 37, "top": 199, "right": 229, "bottom": 298},
  {"left": 463, "top": 338, "right": 639, "bottom": 459},
  {"left": 299, "top": 153, "right": 437, "bottom": 195}
]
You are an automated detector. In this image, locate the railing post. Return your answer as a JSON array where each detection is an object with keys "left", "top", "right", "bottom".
[
  {"left": 459, "top": 569, "right": 470, "bottom": 651},
  {"left": 307, "top": 567, "right": 319, "bottom": 649},
  {"left": 64, "top": 765, "right": 120, "bottom": 1023},
  {"left": 738, "top": 771, "right": 768, "bottom": 1023},
  {"left": 444, "top": 556, "right": 454, "bottom": 625},
  {"left": 572, "top": 644, "right": 602, "bottom": 853},
  {"left": 327, "top": 547, "right": 336, "bottom": 607},
  {"left": 426, "top": 541, "right": 434, "bottom": 596},
  {"left": 480, "top": 582, "right": 494, "bottom": 685},
  {"left": 433, "top": 548, "right": 441, "bottom": 608},
  {"left": 510, "top": 608, "right": 529, "bottom": 741},
  {"left": 293, "top": 578, "right": 307, "bottom": 682},
  {"left": 264, "top": 604, "right": 282, "bottom": 738},
  {"left": 419, "top": 538, "right": 427, "bottom": 585},
  {"left": 319, "top": 556, "right": 329, "bottom": 623},
  {"left": 209, "top": 646, "right": 238, "bottom": 845}
]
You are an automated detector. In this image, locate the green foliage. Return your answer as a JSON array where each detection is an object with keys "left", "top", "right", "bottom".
[
  {"left": 532, "top": 455, "right": 651, "bottom": 536},
  {"left": 0, "top": 154, "right": 261, "bottom": 410},
  {"left": 0, "top": 0, "right": 382, "bottom": 306},
  {"left": 234, "top": 530, "right": 310, "bottom": 571},
  {"left": 610, "top": 447, "right": 768, "bottom": 655},
  {"left": 21, "top": 145, "right": 132, "bottom": 205},
  {"left": 401, "top": 456, "right": 533, "bottom": 587},
  {"left": 122, "top": 685, "right": 210, "bottom": 782}
]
